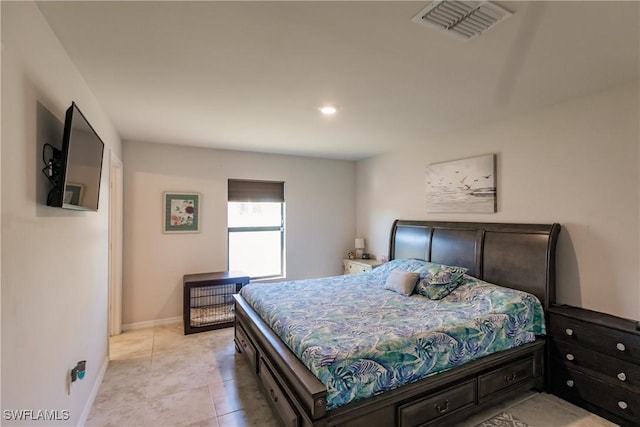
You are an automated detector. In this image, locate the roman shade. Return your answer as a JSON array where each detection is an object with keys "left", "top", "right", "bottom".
[{"left": 228, "top": 179, "right": 285, "bottom": 203}]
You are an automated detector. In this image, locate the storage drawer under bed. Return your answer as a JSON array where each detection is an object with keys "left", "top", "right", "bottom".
[
  {"left": 259, "top": 356, "right": 300, "bottom": 427},
  {"left": 397, "top": 379, "right": 476, "bottom": 427},
  {"left": 478, "top": 356, "right": 535, "bottom": 400},
  {"left": 235, "top": 322, "right": 258, "bottom": 372}
]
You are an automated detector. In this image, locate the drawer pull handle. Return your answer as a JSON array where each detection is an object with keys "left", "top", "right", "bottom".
[
  {"left": 270, "top": 388, "right": 278, "bottom": 403},
  {"left": 504, "top": 373, "right": 517, "bottom": 383},
  {"left": 565, "top": 353, "right": 575, "bottom": 361},
  {"left": 617, "top": 372, "right": 627, "bottom": 382},
  {"left": 435, "top": 400, "right": 449, "bottom": 414},
  {"left": 566, "top": 380, "right": 574, "bottom": 387},
  {"left": 565, "top": 328, "right": 574, "bottom": 336},
  {"left": 618, "top": 401, "right": 628, "bottom": 410},
  {"left": 616, "top": 342, "right": 626, "bottom": 352}
]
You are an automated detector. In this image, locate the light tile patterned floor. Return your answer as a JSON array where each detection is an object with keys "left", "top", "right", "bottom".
[
  {"left": 88, "top": 324, "right": 278, "bottom": 427},
  {"left": 88, "top": 324, "right": 617, "bottom": 427}
]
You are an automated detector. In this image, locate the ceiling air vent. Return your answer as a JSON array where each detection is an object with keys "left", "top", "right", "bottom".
[{"left": 412, "top": 0, "right": 513, "bottom": 41}]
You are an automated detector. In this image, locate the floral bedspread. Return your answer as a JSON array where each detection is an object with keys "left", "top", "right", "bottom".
[{"left": 239, "top": 272, "right": 545, "bottom": 410}]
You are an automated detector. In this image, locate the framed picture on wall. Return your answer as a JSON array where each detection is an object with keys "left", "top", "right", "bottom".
[
  {"left": 163, "top": 192, "right": 200, "bottom": 233},
  {"left": 63, "top": 183, "right": 84, "bottom": 205},
  {"left": 425, "top": 154, "right": 497, "bottom": 213}
]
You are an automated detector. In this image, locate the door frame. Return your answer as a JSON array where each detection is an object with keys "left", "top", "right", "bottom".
[{"left": 109, "top": 151, "right": 123, "bottom": 337}]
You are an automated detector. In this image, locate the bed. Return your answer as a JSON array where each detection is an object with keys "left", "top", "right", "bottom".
[{"left": 233, "top": 220, "right": 561, "bottom": 427}]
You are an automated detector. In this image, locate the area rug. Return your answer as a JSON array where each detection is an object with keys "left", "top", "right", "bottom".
[{"left": 475, "top": 411, "right": 530, "bottom": 427}]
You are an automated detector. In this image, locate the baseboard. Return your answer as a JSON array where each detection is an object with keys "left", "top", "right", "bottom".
[
  {"left": 121, "top": 316, "right": 182, "bottom": 331},
  {"left": 77, "top": 356, "right": 109, "bottom": 427}
]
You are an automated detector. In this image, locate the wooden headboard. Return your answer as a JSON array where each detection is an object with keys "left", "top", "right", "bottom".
[{"left": 389, "top": 220, "right": 561, "bottom": 310}]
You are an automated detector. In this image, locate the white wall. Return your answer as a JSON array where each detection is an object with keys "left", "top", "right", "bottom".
[
  {"left": 122, "top": 141, "right": 356, "bottom": 326},
  {"left": 357, "top": 83, "right": 640, "bottom": 320},
  {"left": 1, "top": 2, "right": 122, "bottom": 425}
]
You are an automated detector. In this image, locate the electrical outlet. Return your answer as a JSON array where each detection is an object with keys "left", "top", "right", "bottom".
[
  {"left": 70, "top": 360, "right": 87, "bottom": 384},
  {"left": 77, "top": 360, "right": 86, "bottom": 379}
]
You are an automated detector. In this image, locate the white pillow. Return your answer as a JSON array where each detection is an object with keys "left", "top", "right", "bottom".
[{"left": 383, "top": 270, "right": 419, "bottom": 296}]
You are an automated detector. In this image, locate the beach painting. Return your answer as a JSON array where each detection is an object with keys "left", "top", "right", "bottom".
[{"left": 425, "top": 154, "right": 496, "bottom": 213}]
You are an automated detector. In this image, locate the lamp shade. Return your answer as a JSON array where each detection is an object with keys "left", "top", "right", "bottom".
[{"left": 355, "top": 238, "right": 365, "bottom": 249}]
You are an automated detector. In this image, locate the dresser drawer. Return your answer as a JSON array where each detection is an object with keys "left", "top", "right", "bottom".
[
  {"left": 551, "top": 364, "right": 640, "bottom": 424},
  {"left": 549, "top": 312, "right": 640, "bottom": 363},
  {"left": 397, "top": 379, "right": 476, "bottom": 427},
  {"left": 259, "top": 357, "right": 299, "bottom": 427},
  {"left": 235, "top": 323, "right": 257, "bottom": 372},
  {"left": 343, "top": 259, "right": 381, "bottom": 275},
  {"left": 551, "top": 340, "right": 640, "bottom": 392},
  {"left": 478, "top": 356, "right": 535, "bottom": 400},
  {"left": 345, "top": 262, "right": 369, "bottom": 274}
]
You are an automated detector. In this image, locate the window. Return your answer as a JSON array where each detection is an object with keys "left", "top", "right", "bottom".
[{"left": 227, "top": 180, "right": 285, "bottom": 279}]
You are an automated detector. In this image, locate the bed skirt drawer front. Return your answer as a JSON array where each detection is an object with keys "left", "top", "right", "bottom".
[
  {"left": 551, "top": 364, "right": 640, "bottom": 424},
  {"left": 235, "top": 323, "right": 257, "bottom": 372},
  {"left": 478, "top": 356, "right": 535, "bottom": 400},
  {"left": 259, "top": 356, "right": 300, "bottom": 427},
  {"left": 397, "top": 379, "right": 476, "bottom": 427}
]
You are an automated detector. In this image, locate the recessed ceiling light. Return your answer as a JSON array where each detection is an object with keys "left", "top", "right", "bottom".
[{"left": 319, "top": 106, "right": 337, "bottom": 115}]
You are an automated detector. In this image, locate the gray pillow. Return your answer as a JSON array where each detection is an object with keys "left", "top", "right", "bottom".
[{"left": 383, "top": 270, "right": 419, "bottom": 296}]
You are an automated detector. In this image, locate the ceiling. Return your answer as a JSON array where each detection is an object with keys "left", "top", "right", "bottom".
[{"left": 37, "top": 1, "right": 639, "bottom": 161}]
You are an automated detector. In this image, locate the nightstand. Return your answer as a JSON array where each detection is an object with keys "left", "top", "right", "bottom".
[
  {"left": 547, "top": 304, "right": 640, "bottom": 427},
  {"left": 343, "top": 259, "right": 382, "bottom": 275}
]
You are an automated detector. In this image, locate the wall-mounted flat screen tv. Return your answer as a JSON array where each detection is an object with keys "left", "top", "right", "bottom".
[{"left": 47, "top": 102, "right": 105, "bottom": 211}]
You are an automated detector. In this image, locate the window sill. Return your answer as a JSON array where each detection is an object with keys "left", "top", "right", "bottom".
[{"left": 250, "top": 275, "right": 286, "bottom": 283}]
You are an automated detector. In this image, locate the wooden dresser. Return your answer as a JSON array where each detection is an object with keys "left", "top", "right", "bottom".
[{"left": 548, "top": 305, "right": 640, "bottom": 426}]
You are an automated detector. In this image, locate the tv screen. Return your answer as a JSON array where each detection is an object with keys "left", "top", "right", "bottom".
[{"left": 48, "top": 102, "right": 105, "bottom": 211}]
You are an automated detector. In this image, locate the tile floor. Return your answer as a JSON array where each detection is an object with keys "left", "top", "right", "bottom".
[{"left": 87, "top": 324, "right": 617, "bottom": 427}]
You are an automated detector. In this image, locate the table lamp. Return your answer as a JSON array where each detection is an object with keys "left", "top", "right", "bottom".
[{"left": 355, "top": 238, "right": 365, "bottom": 259}]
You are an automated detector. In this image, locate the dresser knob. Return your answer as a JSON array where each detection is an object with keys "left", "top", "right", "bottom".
[
  {"left": 566, "top": 380, "right": 574, "bottom": 387},
  {"left": 616, "top": 342, "right": 626, "bottom": 351},
  {"left": 617, "top": 372, "right": 627, "bottom": 382},
  {"left": 618, "top": 401, "right": 628, "bottom": 410},
  {"left": 565, "top": 328, "right": 574, "bottom": 336},
  {"left": 566, "top": 353, "right": 575, "bottom": 361}
]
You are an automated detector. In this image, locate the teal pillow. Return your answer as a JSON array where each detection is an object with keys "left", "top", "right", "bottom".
[
  {"left": 417, "top": 276, "right": 467, "bottom": 300},
  {"left": 414, "top": 262, "right": 468, "bottom": 300}
]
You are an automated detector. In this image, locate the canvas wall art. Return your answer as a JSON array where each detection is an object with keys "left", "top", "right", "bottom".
[
  {"left": 163, "top": 192, "right": 200, "bottom": 233},
  {"left": 425, "top": 154, "right": 496, "bottom": 213}
]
